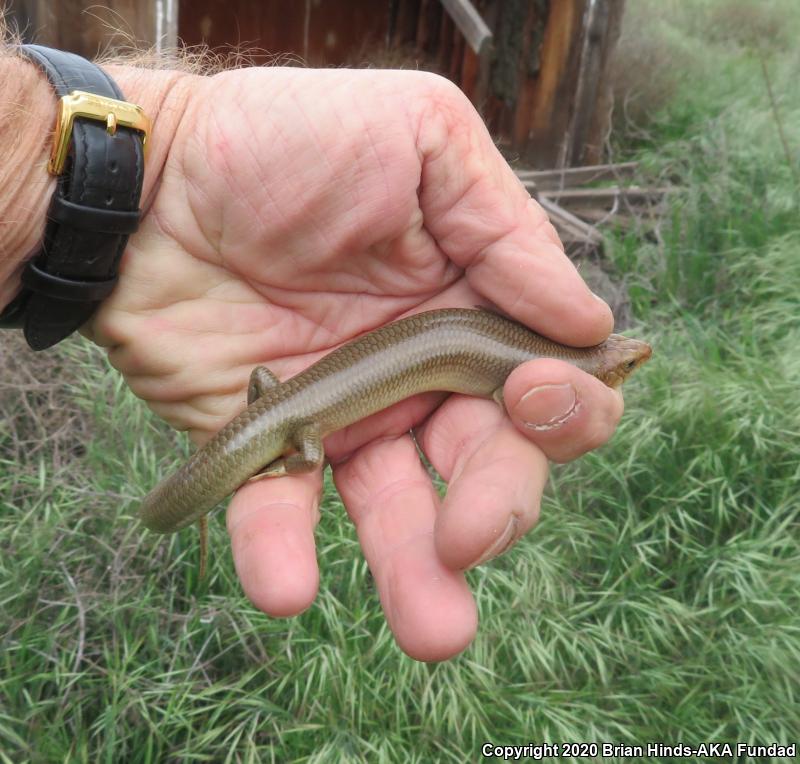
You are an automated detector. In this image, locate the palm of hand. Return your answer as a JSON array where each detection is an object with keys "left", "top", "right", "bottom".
[
  {"left": 90, "top": 66, "right": 618, "bottom": 661},
  {"left": 100, "top": 68, "right": 491, "bottom": 440}
]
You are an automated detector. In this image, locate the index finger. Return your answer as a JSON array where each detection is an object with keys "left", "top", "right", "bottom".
[{"left": 413, "top": 75, "right": 613, "bottom": 346}]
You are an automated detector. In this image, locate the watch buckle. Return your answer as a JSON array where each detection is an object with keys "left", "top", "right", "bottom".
[{"left": 49, "top": 90, "right": 151, "bottom": 175}]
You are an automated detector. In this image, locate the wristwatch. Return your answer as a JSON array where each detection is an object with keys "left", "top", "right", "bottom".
[{"left": 0, "top": 45, "right": 150, "bottom": 350}]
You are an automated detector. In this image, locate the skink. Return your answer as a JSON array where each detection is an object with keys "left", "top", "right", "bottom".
[{"left": 140, "top": 308, "right": 651, "bottom": 533}]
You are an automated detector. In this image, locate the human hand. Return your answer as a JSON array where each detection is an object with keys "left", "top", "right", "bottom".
[{"left": 5, "top": 62, "right": 621, "bottom": 660}]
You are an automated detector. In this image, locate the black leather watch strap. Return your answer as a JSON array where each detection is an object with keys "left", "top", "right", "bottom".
[{"left": 0, "top": 45, "right": 147, "bottom": 350}]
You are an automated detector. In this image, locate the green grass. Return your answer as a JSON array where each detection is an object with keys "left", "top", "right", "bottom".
[{"left": 2, "top": 1, "right": 800, "bottom": 760}]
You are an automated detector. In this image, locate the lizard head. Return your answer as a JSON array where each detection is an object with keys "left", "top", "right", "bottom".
[{"left": 594, "top": 334, "right": 652, "bottom": 389}]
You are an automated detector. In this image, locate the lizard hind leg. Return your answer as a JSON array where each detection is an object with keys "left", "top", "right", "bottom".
[
  {"left": 247, "top": 365, "right": 281, "bottom": 404},
  {"left": 247, "top": 423, "right": 325, "bottom": 480},
  {"left": 492, "top": 386, "right": 506, "bottom": 410}
]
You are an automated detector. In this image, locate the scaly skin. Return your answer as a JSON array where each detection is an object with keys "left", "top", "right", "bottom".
[{"left": 139, "top": 309, "right": 651, "bottom": 533}]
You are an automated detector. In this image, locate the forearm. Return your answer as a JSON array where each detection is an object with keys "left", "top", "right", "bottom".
[
  {"left": 0, "top": 49, "right": 55, "bottom": 309},
  {"left": 0, "top": 45, "right": 194, "bottom": 313}
]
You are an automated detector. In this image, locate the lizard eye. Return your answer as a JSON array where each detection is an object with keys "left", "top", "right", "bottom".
[{"left": 625, "top": 359, "right": 637, "bottom": 371}]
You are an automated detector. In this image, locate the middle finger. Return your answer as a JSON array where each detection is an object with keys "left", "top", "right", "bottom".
[{"left": 416, "top": 394, "right": 549, "bottom": 571}]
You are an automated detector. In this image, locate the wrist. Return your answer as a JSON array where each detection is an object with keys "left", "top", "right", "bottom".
[{"left": 0, "top": 52, "right": 195, "bottom": 313}]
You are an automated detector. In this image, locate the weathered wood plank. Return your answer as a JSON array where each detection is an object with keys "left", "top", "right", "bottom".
[
  {"left": 439, "top": 0, "right": 492, "bottom": 54},
  {"left": 179, "top": 0, "right": 386, "bottom": 67},
  {"left": 535, "top": 186, "right": 676, "bottom": 203},
  {"left": 537, "top": 196, "right": 603, "bottom": 246},
  {"left": 515, "top": 162, "right": 639, "bottom": 187},
  {"left": 566, "top": 207, "right": 657, "bottom": 230}
]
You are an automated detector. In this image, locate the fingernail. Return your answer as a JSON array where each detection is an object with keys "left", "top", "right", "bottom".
[
  {"left": 466, "top": 515, "right": 519, "bottom": 569},
  {"left": 512, "top": 383, "right": 579, "bottom": 431},
  {"left": 592, "top": 291, "right": 609, "bottom": 305}
]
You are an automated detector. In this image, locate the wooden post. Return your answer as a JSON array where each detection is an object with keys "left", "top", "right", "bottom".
[
  {"left": 565, "top": 0, "right": 626, "bottom": 166},
  {"left": 509, "top": 0, "right": 625, "bottom": 167},
  {"left": 525, "top": 0, "right": 587, "bottom": 167},
  {"left": 416, "top": 0, "right": 442, "bottom": 54},
  {"left": 6, "top": 0, "right": 178, "bottom": 57},
  {"left": 582, "top": 0, "right": 626, "bottom": 165},
  {"left": 510, "top": 1, "right": 550, "bottom": 152}
]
